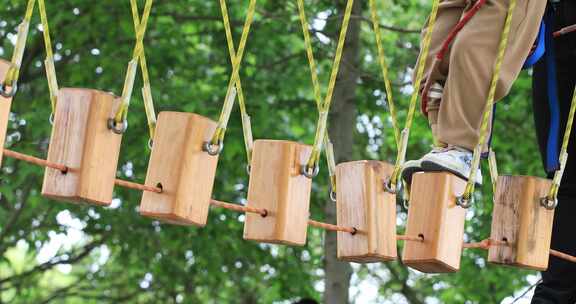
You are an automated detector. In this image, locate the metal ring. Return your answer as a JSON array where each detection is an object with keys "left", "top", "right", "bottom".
[
  {"left": 49, "top": 113, "right": 55, "bottom": 125},
  {"left": 402, "top": 197, "right": 410, "bottom": 210},
  {"left": 384, "top": 177, "right": 397, "bottom": 194},
  {"left": 540, "top": 197, "right": 558, "bottom": 210},
  {"left": 0, "top": 82, "right": 18, "bottom": 98},
  {"left": 456, "top": 196, "right": 472, "bottom": 209},
  {"left": 148, "top": 138, "right": 154, "bottom": 150},
  {"left": 330, "top": 189, "right": 337, "bottom": 202},
  {"left": 245, "top": 163, "right": 251, "bottom": 175},
  {"left": 107, "top": 118, "right": 128, "bottom": 134},
  {"left": 202, "top": 141, "right": 223, "bottom": 156},
  {"left": 301, "top": 164, "right": 319, "bottom": 179}
]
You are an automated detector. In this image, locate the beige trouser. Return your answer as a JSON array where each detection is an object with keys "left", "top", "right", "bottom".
[{"left": 417, "top": 0, "right": 547, "bottom": 150}]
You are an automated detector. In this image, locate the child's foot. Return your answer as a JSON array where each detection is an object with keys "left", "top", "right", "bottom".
[
  {"left": 401, "top": 146, "right": 446, "bottom": 186},
  {"left": 402, "top": 146, "right": 482, "bottom": 186}
]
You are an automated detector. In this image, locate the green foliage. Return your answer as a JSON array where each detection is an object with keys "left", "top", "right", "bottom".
[{"left": 0, "top": 1, "right": 544, "bottom": 303}]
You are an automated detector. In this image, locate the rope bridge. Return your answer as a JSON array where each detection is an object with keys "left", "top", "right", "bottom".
[{"left": 4, "top": 148, "right": 576, "bottom": 264}]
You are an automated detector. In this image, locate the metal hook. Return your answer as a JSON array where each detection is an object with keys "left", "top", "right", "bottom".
[
  {"left": 0, "top": 82, "right": 18, "bottom": 98},
  {"left": 330, "top": 189, "right": 337, "bottom": 202},
  {"left": 301, "top": 164, "right": 319, "bottom": 179},
  {"left": 540, "top": 197, "right": 558, "bottom": 210},
  {"left": 202, "top": 141, "right": 223, "bottom": 156},
  {"left": 402, "top": 197, "right": 410, "bottom": 210},
  {"left": 107, "top": 118, "right": 128, "bottom": 134}
]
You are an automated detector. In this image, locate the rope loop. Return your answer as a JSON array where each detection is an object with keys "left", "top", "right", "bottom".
[
  {"left": 210, "top": 0, "right": 257, "bottom": 155},
  {"left": 303, "top": 0, "right": 355, "bottom": 173},
  {"left": 219, "top": 0, "right": 255, "bottom": 165},
  {"left": 460, "top": 0, "right": 517, "bottom": 201},
  {"left": 110, "top": 0, "right": 154, "bottom": 133}
]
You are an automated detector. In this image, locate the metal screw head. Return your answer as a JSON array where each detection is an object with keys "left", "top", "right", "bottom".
[{"left": 107, "top": 118, "right": 128, "bottom": 134}]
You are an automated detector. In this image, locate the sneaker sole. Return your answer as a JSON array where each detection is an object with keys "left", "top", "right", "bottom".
[
  {"left": 401, "top": 166, "right": 424, "bottom": 187},
  {"left": 421, "top": 160, "right": 482, "bottom": 186}
]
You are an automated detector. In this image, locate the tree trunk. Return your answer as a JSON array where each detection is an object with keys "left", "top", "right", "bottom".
[{"left": 323, "top": 1, "right": 362, "bottom": 303}]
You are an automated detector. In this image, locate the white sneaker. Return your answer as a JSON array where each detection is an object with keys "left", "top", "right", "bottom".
[
  {"left": 400, "top": 146, "right": 444, "bottom": 186},
  {"left": 421, "top": 146, "right": 483, "bottom": 185}
]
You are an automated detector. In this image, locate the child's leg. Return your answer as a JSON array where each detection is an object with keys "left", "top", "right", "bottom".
[
  {"left": 436, "top": 0, "right": 547, "bottom": 151},
  {"left": 416, "top": 0, "right": 469, "bottom": 86}
]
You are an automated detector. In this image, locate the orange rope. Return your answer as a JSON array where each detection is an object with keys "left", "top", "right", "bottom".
[
  {"left": 4, "top": 149, "right": 68, "bottom": 172},
  {"left": 210, "top": 199, "right": 268, "bottom": 217},
  {"left": 2, "top": 149, "right": 360, "bottom": 234},
  {"left": 7, "top": 148, "right": 576, "bottom": 260},
  {"left": 397, "top": 234, "right": 424, "bottom": 242},
  {"left": 3, "top": 149, "right": 163, "bottom": 193},
  {"left": 550, "top": 249, "right": 576, "bottom": 263},
  {"left": 308, "top": 220, "right": 358, "bottom": 234},
  {"left": 114, "top": 179, "right": 161, "bottom": 193},
  {"left": 463, "top": 238, "right": 509, "bottom": 249}
]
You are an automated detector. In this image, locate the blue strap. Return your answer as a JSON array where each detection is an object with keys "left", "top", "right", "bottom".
[
  {"left": 523, "top": 21, "right": 546, "bottom": 69},
  {"left": 544, "top": 9, "right": 561, "bottom": 172}
]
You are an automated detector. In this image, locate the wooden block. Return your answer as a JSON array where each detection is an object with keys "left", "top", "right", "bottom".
[
  {"left": 488, "top": 175, "right": 554, "bottom": 271},
  {"left": 0, "top": 59, "right": 13, "bottom": 167},
  {"left": 243, "top": 140, "right": 312, "bottom": 246},
  {"left": 139, "top": 112, "right": 219, "bottom": 226},
  {"left": 42, "top": 88, "right": 123, "bottom": 206},
  {"left": 402, "top": 172, "right": 467, "bottom": 273},
  {"left": 336, "top": 160, "right": 397, "bottom": 263}
]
